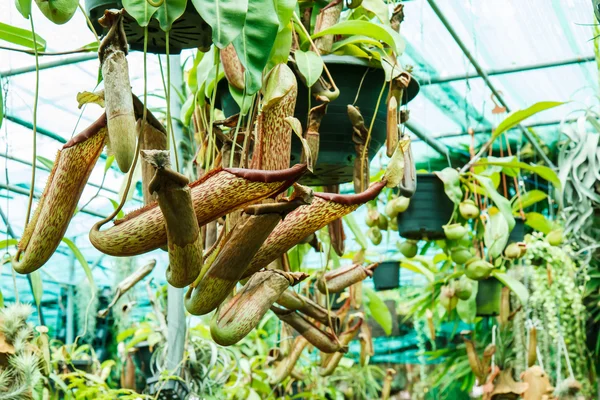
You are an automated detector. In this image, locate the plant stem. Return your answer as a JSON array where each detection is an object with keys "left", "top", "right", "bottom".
[
  {"left": 165, "top": 32, "right": 180, "bottom": 172},
  {"left": 0, "top": 45, "right": 97, "bottom": 56},
  {"left": 78, "top": 3, "right": 100, "bottom": 44},
  {"left": 359, "top": 79, "right": 387, "bottom": 191},
  {"left": 24, "top": 17, "right": 39, "bottom": 227}
]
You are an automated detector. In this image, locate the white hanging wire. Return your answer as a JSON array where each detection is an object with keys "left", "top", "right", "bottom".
[{"left": 491, "top": 324, "right": 497, "bottom": 369}]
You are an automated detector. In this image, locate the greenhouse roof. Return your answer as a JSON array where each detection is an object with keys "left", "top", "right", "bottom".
[{"left": 0, "top": 0, "right": 597, "bottom": 328}]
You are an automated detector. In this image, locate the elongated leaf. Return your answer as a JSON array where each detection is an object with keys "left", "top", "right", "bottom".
[
  {"left": 360, "top": 0, "right": 389, "bottom": 24},
  {"left": 311, "top": 20, "right": 405, "bottom": 55},
  {"left": 30, "top": 270, "right": 43, "bottom": 306},
  {"left": 122, "top": 0, "right": 158, "bottom": 27},
  {"left": 492, "top": 271, "right": 528, "bottom": 305},
  {"left": 16, "top": 0, "right": 32, "bottom": 19},
  {"left": 155, "top": 0, "right": 187, "bottom": 32},
  {"left": 191, "top": 0, "right": 248, "bottom": 48},
  {"left": 512, "top": 190, "right": 547, "bottom": 212},
  {"left": 294, "top": 50, "right": 323, "bottom": 87},
  {"left": 62, "top": 238, "right": 96, "bottom": 292},
  {"left": 476, "top": 158, "right": 561, "bottom": 190},
  {"left": 228, "top": 84, "right": 253, "bottom": 115},
  {"left": 364, "top": 286, "right": 392, "bottom": 335},
  {"left": 274, "top": 0, "right": 296, "bottom": 30},
  {"left": 0, "top": 22, "right": 46, "bottom": 51},
  {"left": 36, "top": 156, "right": 54, "bottom": 170},
  {"left": 0, "top": 239, "right": 18, "bottom": 249},
  {"left": 399, "top": 260, "right": 434, "bottom": 282},
  {"left": 524, "top": 212, "right": 552, "bottom": 234},
  {"left": 472, "top": 173, "right": 515, "bottom": 230},
  {"left": 493, "top": 101, "right": 564, "bottom": 140},
  {"left": 434, "top": 168, "right": 462, "bottom": 205},
  {"left": 104, "top": 155, "right": 115, "bottom": 173},
  {"left": 0, "top": 290, "right": 3, "bottom": 307},
  {"left": 331, "top": 35, "right": 384, "bottom": 53},
  {"left": 267, "top": 21, "right": 293, "bottom": 70},
  {"left": 343, "top": 214, "right": 367, "bottom": 249},
  {"left": 287, "top": 243, "right": 311, "bottom": 271},
  {"left": 484, "top": 208, "right": 509, "bottom": 259},
  {"left": 233, "top": 0, "right": 280, "bottom": 95},
  {"left": 107, "top": 198, "right": 125, "bottom": 219}
]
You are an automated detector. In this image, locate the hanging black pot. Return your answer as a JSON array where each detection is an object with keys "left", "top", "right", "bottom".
[
  {"left": 475, "top": 278, "right": 503, "bottom": 317},
  {"left": 372, "top": 261, "right": 400, "bottom": 291},
  {"left": 217, "top": 55, "right": 420, "bottom": 186},
  {"left": 507, "top": 217, "right": 526, "bottom": 244},
  {"left": 146, "top": 375, "right": 189, "bottom": 399},
  {"left": 84, "top": 0, "right": 212, "bottom": 54},
  {"left": 396, "top": 174, "right": 454, "bottom": 240}
]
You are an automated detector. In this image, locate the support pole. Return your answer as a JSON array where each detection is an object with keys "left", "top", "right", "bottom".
[
  {"left": 66, "top": 255, "right": 75, "bottom": 344},
  {"left": 0, "top": 54, "right": 98, "bottom": 77},
  {"left": 426, "top": 0, "right": 556, "bottom": 169}
]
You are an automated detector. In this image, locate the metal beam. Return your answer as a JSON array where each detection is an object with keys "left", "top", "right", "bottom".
[
  {"left": 426, "top": 0, "right": 556, "bottom": 169},
  {"left": 0, "top": 54, "right": 98, "bottom": 77},
  {"left": 432, "top": 118, "right": 572, "bottom": 140},
  {"left": 406, "top": 122, "right": 451, "bottom": 158},
  {"left": 419, "top": 55, "right": 595, "bottom": 86}
]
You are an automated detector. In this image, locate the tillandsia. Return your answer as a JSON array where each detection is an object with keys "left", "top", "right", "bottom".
[
  {"left": 348, "top": 104, "right": 370, "bottom": 194},
  {"left": 13, "top": 115, "right": 107, "bottom": 274},
  {"left": 185, "top": 194, "right": 312, "bottom": 316},
  {"left": 250, "top": 64, "right": 297, "bottom": 171},
  {"left": 243, "top": 179, "right": 386, "bottom": 277},
  {"left": 98, "top": 260, "right": 156, "bottom": 318},
  {"left": 269, "top": 335, "right": 309, "bottom": 385},
  {"left": 276, "top": 289, "right": 341, "bottom": 331},
  {"left": 271, "top": 306, "right": 348, "bottom": 354},
  {"left": 142, "top": 150, "right": 203, "bottom": 288},
  {"left": 317, "top": 262, "right": 379, "bottom": 294},
  {"left": 210, "top": 270, "right": 308, "bottom": 346},
  {"left": 89, "top": 163, "right": 307, "bottom": 256},
  {"left": 98, "top": 9, "right": 137, "bottom": 173},
  {"left": 319, "top": 316, "right": 363, "bottom": 376}
]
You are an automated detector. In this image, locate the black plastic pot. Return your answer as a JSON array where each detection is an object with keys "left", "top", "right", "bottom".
[
  {"left": 508, "top": 217, "right": 526, "bottom": 243},
  {"left": 146, "top": 375, "right": 189, "bottom": 399},
  {"left": 217, "top": 55, "right": 420, "bottom": 186},
  {"left": 134, "top": 341, "right": 153, "bottom": 378},
  {"left": 396, "top": 174, "right": 454, "bottom": 240},
  {"left": 475, "top": 278, "right": 503, "bottom": 317},
  {"left": 372, "top": 261, "right": 400, "bottom": 291},
  {"left": 84, "top": 0, "right": 212, "bottom": 54}
]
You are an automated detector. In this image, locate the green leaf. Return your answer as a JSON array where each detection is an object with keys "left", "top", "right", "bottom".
[
  {"left": 472, "top": 173, "right": 515, "bottom": 230},
  {"left": 484, "top": 208, "right": 509, "bottom": 259},
  {"left": 399, "top": 260, "right": 434, "bottom": 282},
  {"left": 36, "top": 156, "right": 54, "bottom": 170},
  {"left": 80, "top": 41, "right": 99, "bottom": 52},
  {"left": 122, "top": 0, "right": 158, "bottom": 27},
  {"left": 492, "top": 271, "right": 528, "bottom": 305},
  {"left": 187, "top": 50, "right": 204, "bottom": 92},
  {"left": 180, "top": 95, "right": 194, "bottom": 127},
  {"left": 524, "top": 212, "right": 552, "bottom": 234},
  {"left": 311, "top": 20, "right": 405, "bottom": 55},
  {"left": 294, "top": 50, "right": 323, "bottom": 87},
  {"left": 62, "top": 238, "right": 96, "bottom": 292},
  {"left": 493, "top": 101, "right": 565, "bottom": 140},
  {"left": 0, "top": 22, "right": 46, "bottom": 51},
  {"left": 228, "top": 84, "right": 253, "bottom": 115},
  {"left": 456, "top": 282, "right": 477, "bottom": 324},
  {"left": 266, "top": 21, "right": 293, "bottom": 71},
  {"left": 0, "top": 290, "right": 3, "bottom": 308},
  {"left": 287, "top": 243, "right": 310, "bottom": 271},
  {"left": 343, "top": 214, "right": 367, "bottom": 249},
  {"left": 104, "top": 155, "right": 115, "bottom": 173},
  {"left": 476, "top": 158, "right": 561, "bottom": 190},
  {"left": 360, "top": 0, "right": 389, "bottom": 24},
  {"left": 0, "top": 239, "right": 18, "bottom": 249},
  {"left": 434, "top": 167, "right": 462, "bottom": 205},
  {"left": 16, "top": 0, "right": 32, "bottom": 19},
  {"left": 274, "top": 0, "right": 296, "bottom": 30},
  {"left": 155, "top": 0, "right": 187, "bottom": 32},
  {"left": 330, "top": 35, "right": 384, "bottom": 53},
  {"left": 107, "top": 198, "right": 125, "bottom": 219},
  {"left": 191, "top": 0, "right": 248, "bottom": 48},
  {"left": 364, "top": 286, "right": 392, "bottom": 335},
  {"left": 233, "top": 0, "right": 280, "bottom": 95},
  {"left": 512, "top": 190, "right": 547, "bottom": 212},
  {"left": 30, "top": 270, "right": 43, "bottom": 306}
]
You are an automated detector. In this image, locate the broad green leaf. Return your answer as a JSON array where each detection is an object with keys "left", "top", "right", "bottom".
[
  {"left": 484, "top": 208, "right": 509, "bottom": 259},
  {"left": 0, "top": 22, "right": 46, "bottom": 51},
  {"left": 122, "top": 0, "right": 158, "bottom": 27},
  {"left": 512, "top": 190, "right": 547, "bottom": 213},
  {"left": 399, "top": 260, "right": 434, "bottom": 282},
  {"left": 524, "top": 212, "right": 552, "bottom": 234},
  {"left": 16, "top": 0, "right": 32, "bottom": 19},
  {"left": 80, "top": 41, "right": 99, "bottom": 52},
  {"left": 311, "top": 20, "right": 405, "bottom": 55},
  {"left": 364, "top": 286, "right": 392, "bottom": 335},
  {"left": 233, "top": 0, "right": 280, "bottom": 95},
  {"left": 187, "top": 50, "right": 204, "bottom": 92},
  {"left": 228, "top": 84, "right": 253, "bottom": 115},
  {"left": 456, "top": 282, "right": 477, "bottom": 324},
  {"left": 360, "top": 0, "right": 389, "bottom": 24},
  {"left": 274, "top": 0, "right": 296, "bottom": 30},
  {"left": 472, "top": 173, "right": 515, "bottom": 230},
  {"left": 191, "top": 0, "right": 248, "bottom": 48},
  {"left": 266, "top": 21, "right": 293, "bottom": 70},
  {"left": 294, "top": 50, "right": 323, "bottom": 87},
  {"left": 434, "top": 167, "right": 462, "bottom": 205},
  {"left": 36, "top": 155, "right": 54, "bottom": 170},
  {"left": 62, "top": 237, "right": 96, "bottom": 292},
  {"left": 104, "top": 155, "right": 115, "bottom": 173},
  {"left": 492, "top": 271, "right": 528, "bottom": 305},
  {"left": 476, "top": 158, "right": 560, "bottom": 190},
  {"left": 331, "top": 35, "right": 384, "bottom": 53},
  {"left": 30, "top": 270, "right": 43, "bottom": 306},
  {"left": 155, "top": 0, "right": 187, "bottom": 32},
  {"left": 180, "top": 95, "right": 194, "bottom": 127},
  {"left": 493, "top": 101, "right": 564, "bottom": 140},
  {"left": 343, "top": 214, "right": 367, "bottom": 249}
]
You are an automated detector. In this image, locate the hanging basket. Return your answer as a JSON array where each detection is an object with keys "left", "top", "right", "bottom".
[
  {"left": 146, "top": 375, "right": 189, "bottom": 400},
  {"left": 217, "top": 55, "right": 420, "bottom": 186},
  {"left": 84, "top": 0, "right": 212, "bottom": 54},
  {"left": 372, "top": 261, "right": 400, "bottom": 291},
  {"left": 396, "top": 174, "right": 454, "bottom": 240},
  {"left": 475, "top": 278, "right": 503, "bottom": 317}
]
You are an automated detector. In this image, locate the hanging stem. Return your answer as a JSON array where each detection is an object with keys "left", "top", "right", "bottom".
[
  {"left": 165, "top": 32, "right": 180, "bottom": 172},
  {"left": 78, "top": 3, "right": 100, "bottom": 44},
  {"left": 359, "top": 79, "right": 387, "bottom": 191},
  {"left": 24, "top": 16, "right": 40, "bottom": 227}
]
